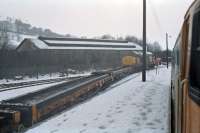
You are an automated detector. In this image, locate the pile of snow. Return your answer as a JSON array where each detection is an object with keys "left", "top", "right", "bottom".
[{"left": 26, "top": 67, "right": 171, "bottom": 133}]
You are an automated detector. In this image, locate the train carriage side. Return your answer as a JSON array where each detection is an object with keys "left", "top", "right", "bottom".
[{"left": 171, "top": 1, "right": 200, "bottom": 133}]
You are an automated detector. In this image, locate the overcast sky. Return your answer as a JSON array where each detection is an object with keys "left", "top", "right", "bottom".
[{"left": 0, "top": 0, "right": 194, "bottom": 49}]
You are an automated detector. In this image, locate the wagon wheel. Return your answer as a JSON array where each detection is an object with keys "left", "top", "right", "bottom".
[{"left": 17, "top": 124, "right": 25, "bottom": 133}]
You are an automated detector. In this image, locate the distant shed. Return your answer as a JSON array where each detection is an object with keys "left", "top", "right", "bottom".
[
  {"left": 1, "top": 37, "right": 153, "bottom": 78},
  {"left": 16, "top": 37, "right": 143, "bottom": 52}
]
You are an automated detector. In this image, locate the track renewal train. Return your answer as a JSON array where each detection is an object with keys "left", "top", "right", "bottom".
[
  {"left": 0, "top": 37, "right": 155, "bottom": 133},
  {"left": 0, "top": 66, "right": 141, "bottom": 133},
  {"left": 171, "top": 0, "right": 200, "bottom": 133}
]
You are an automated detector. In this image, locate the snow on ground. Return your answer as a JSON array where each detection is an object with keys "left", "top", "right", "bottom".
[
  {"left": 0, "top": 72, "right": 92, "bottom": 101},
  {"left": 26, "top": 66, "right": 171, "bottom": 133},
  {"left": 68, "top": 72, "right": 92, "bottom": 78},
  {"left": 0, "top": 72, "right": 91, "bottom": 84},
  {"left": 0, "top": 81, "right": 67, "bottom": 101}
]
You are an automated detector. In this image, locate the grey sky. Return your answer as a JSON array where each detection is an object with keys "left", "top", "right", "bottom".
[{"left": 0, "top": 0, "right": 194, "bottom": 49}]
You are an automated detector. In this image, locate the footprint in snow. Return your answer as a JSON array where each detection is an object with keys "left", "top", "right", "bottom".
[
  {"left": 116, "top": 102, "right": 120, "bottom": 105},
  {"left": 115, "top": 107, "right": 121, "bottom": 110},
  {"left": 71, "top": 110, "right": 76, "bottom": 114},
  {"left": 107, "top": 109, "right": 112, "bottom": 113},
  {"left": 116, "top": 103, "right": 120, "bottom": 106},
  {"left": 136, "top": 105, "right": 141, "bottom": 108},
  {"left": 122, "top": 103, "right": 127, "bottom": 106},
  {"left": 154, "top": 119, "right": 161, "bottom": 123},
  {"left": 146, "top": 95, "right": 150, "bottom": 98},
  {"left": 116, "top": 110, "right": 123, "bottom": 114},
  {"left": 79, "top": 129, "right": 87, "bottom": 133},
  {"left": 127, "top": 128, "right": 133, "bottom": 133},
  {"left": 132, "top": 117, "right": 140, "bottom": 121},
  {"left": 126, "top": 97, "right": 132, "bottom": 101},
  {"left": 142, "top": 116, "right": 147, "bottom": 121},
  {"left": 98, "top": 125, "right": 107, "bottom": 130},
  {"left": 150, "top": 127, "right": 157, "bottom": 129},
  {"left": 148, "top": 98, "right": 152, "bottom": 101},
  {"left": 98, "top": 113, "right": 102, "bottom": 116},
  {"left": 108, "top": 119, "right": 115, "bottom": 124},
  {"left": 147, "top": 108, "right": 152, "bottom": 113},
  {"left": 63, "top": 118, "right": 68, "bottom": 122},
  {"left": 132, "top": 121, "right": 141, "bottom": 126},
  {"left": 146, "top": 102, "right": 152, "bottom": 106},
  {"left": 57, "top": 123, "right": 62, "bottom": 126},
  {"left": 144, "top": 97, "right": 149, "bottom": 101},
  {"left": 142, "top": 105, "right": 147, "bottom": 109},
  {"left": 140, "top": 112, "right": 146, "bottom": 117},
  {"left": 106, "top": 114, "right": 112, "bottom": 118},
  {"left": 93, "top": 117, "right": 98, "bottom": 121},
  {"left": 50, "top": 129, "right": 59, "bottom": 133},
  {"left": 139, "top": 108, "right": 143, "bottom": 112},
  {"left": 82, "top": 123, "right": 87, "bottom": 127},
  {"left": 146, "top": 122, "right": 155, "bottom": 126},
  {"left": 131, "top": 103, "right": 136, "bottom": 106}
]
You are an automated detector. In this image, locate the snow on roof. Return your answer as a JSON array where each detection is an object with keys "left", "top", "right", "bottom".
[
  {"left": 133, "top": 51, "right": 142, "bottom": 55},
  {"left": 46, "top": 47, "right": 138, "bottom": 50},
  {"left": 30, "top": 39, "right": 48, "bottom": 49},
  {"left": 17, "top": 37, "right": 143, "bottom": 51},
  {"left": 44, "top": 40, "right": 134, "bottom": 46},
  {"left": 39, "top": 36, "right": 128, "bottom": 43}
]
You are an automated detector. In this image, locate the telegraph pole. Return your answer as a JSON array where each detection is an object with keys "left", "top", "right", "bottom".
[
  {"left": 142, "top": 0, "right": 147, "bottom": 82},
  {"left": 166, "top": 33, "right": 169, "bottom": 69}
]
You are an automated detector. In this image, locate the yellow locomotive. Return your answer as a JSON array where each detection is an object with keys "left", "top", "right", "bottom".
[{"left": 122, "top": 56, "right": 138, "bottom": 66}]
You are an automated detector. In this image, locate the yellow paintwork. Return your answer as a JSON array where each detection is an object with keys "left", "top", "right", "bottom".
[
  {"left": 13, "top": 111, "right": 21, "bottom": 124},
  {"left": 122, "top": 56, "right": 136, "bottom": 66}
]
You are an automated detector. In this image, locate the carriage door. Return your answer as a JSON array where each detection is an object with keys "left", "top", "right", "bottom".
[{"left": 181, "top": 17, "right": 189, "bottom": 133}]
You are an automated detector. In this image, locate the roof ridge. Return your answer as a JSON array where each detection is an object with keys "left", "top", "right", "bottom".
[{"left": 38, "top": 36, "right": 128, "bottom": 43}]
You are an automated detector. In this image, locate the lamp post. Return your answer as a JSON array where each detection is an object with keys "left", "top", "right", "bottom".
[
  {"left": 166, "top": 33, "right": 171, "bottom": 69},
  {"left": 142, "top": 0, "right": 147, "bottom": 82}
]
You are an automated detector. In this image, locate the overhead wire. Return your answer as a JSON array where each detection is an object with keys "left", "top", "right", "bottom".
[{"left": 148, "top": 0, "right": 163, "bottom": 40}]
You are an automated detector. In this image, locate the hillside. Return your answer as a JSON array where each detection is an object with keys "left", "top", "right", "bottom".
[
  {"left": 0, "top": 17, "right": 163, "bottom": 53},
  {"left": 0, "top": 18, "right": 64, "bottom": 50}
]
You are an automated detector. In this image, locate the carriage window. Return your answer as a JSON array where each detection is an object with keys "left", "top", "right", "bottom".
[
  {"left": 190, "top": 11, "right": 200, "bottom": 103},
  {"left": 192, "top": 12, "right": 200, "bottom": 50}
]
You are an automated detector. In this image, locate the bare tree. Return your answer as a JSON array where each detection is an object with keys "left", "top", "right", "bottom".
[{"left": 0, "top": 22, "right": 9, "bottom": 50}]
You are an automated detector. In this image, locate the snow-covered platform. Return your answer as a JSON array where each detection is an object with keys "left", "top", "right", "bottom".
[{"left": 26, "top": 67, "right": 171, "bottom": 133}]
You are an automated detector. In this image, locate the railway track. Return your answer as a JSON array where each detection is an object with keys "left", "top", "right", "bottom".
[{"left": 0, "top": 77, "right": 82, "bottom": 92}]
